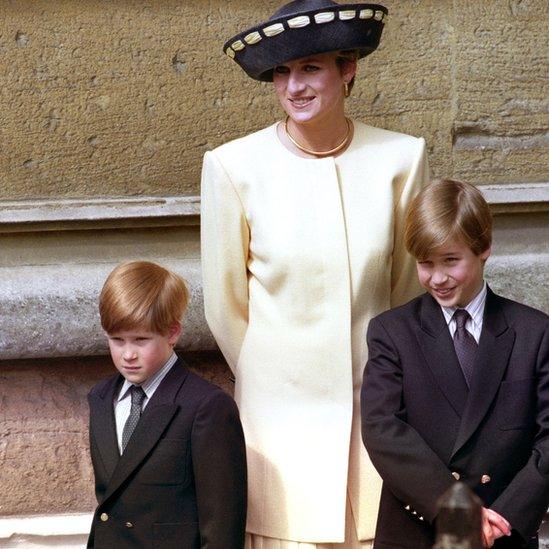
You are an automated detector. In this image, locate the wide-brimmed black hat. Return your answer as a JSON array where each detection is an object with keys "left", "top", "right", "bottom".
[{"left": 223, "top": 0, "right": 388, "bottom": 81}]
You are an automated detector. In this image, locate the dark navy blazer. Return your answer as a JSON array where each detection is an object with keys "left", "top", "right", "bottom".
[
  {"left": 361, "top": 289, "right": 548, "bottom": 548},
  {"left": 87, "top": 358, "right": 247, "bottom": 549}
]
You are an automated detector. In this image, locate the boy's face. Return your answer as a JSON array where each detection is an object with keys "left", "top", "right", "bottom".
[
  {"left": 416, "top": 238, "right": 490, "bottom": 308},
  {"left": 107, "top": 324, "right": 181, "bottom": 385}
]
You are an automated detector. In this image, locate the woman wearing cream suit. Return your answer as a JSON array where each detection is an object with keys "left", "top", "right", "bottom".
[{"left": 201, "top": 1, "right": 429, "bottom": 547}]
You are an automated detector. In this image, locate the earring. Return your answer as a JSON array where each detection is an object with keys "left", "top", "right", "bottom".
[{"left": 344, "top": 82, "right": 350, "bottom": 98}]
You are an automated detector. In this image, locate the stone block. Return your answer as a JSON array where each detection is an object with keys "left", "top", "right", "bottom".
[
  {"left": 0, "top": 357, "right": 107, "bottom": 516},
  {"left": 486, "top": 253, "right": 548, "bottom": 312},
  {"left": 0, "top": 260, "right": 214, "bottom": 360},
  {"left": 451, "top": 0, "right": 549, "bottom": 183},
  {"left": 0, "top": 513, "right": 91, "bottom": 549},
  {"left": 0, "top": 432, "right": 95, "bottom": 516}
]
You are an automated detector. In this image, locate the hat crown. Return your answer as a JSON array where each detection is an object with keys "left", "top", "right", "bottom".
[
  {"left": 270, "top": 0, "right": 340, "bottom": 21},
  {"left": 225, "top": 1, "right": 387, "bottom": 81}
]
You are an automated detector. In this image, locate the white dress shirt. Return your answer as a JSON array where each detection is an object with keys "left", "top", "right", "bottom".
[
  {"left": 114, "top": 352, "right": 178, "bottom": 454},
  {"left": 441, "top": 282, "right": 487, "bottom": 344}
]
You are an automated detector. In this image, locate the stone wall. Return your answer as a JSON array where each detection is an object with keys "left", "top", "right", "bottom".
[{"left": 1, "top": 0, "right": 547, "bottom": 201}]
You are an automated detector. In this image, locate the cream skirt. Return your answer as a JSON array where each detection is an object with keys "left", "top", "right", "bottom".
[{"left": 245, "top": 495, "right": 373, "bottom": 549}]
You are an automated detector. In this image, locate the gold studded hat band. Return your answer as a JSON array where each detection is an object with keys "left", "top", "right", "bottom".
[{"left": 223, "top": 0, "right": 388, "bottom": 82}]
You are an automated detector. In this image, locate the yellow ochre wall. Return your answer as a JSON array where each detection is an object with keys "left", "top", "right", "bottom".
[{"left": 1, "top": 0, "right": 547, "bottom": 200}]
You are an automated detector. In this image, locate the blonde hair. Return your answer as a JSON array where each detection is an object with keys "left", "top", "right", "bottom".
[
  {"left": 405, "top": 179, "right": 492, "bottom": 260},
  {"left": 99, "top": 261, "right": 189, "bottom": 334}
]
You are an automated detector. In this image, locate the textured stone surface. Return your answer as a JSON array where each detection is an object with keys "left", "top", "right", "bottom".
[
  {"left": 485, "top": 209, "right": 549, "bottom": 311},
  {"left": 451, "top": 0, "right": 549, "bottom": 183},
  {"left": 0, "top": 194, "right": 547, "bottom": 360},
  {"left": 0, "top": 533, "right": 88, "bottom": 548},
  {"left": 0, "top": 196, "right": 200, "bottom": 232},
  {"left": 486, "top": 253, "right": 548, "bottom": 312},
  {"left": 1, "top": 0, "right": 217, "bottom": 199},
  {"left": 0, "top": 219, "right": 217, "bottom": 360},
  {"left": 0, "top": 512, "right": 92, "bottom": 542},
  {"left": 0, "top": 358, "right": 106, "bottom": 516},
  {"left": 0, "top": 0, "right": 547, "bottom": 201},
  {"left": 0, "top": 352, "right": 232, "bottom": 516},
  {"left": 0, "top": 261, "right": 214, "bottom": 360}
]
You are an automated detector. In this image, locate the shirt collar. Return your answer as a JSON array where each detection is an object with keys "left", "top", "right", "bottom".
[
  {"left": 441, "top": 281, "right": 487, "bottom": 327},
  {"left": 117, "top": 352, "right": 178, "bottom": 402}
]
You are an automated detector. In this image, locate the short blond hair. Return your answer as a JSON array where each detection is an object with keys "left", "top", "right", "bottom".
[
  {"left": 99, "top": 261, "right": 189, "bottom": 334},
  {"left": 405, "top": 179, "right": 492, "bottom": 260}
]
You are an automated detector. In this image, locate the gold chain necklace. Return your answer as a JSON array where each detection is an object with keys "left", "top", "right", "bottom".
[{"left": 284, "top": 116, "right": 353, "bottom": 158}]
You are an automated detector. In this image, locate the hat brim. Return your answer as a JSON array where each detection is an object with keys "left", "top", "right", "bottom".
[{"left": 224, "top": 4, "right": 388, "bottom": 81}]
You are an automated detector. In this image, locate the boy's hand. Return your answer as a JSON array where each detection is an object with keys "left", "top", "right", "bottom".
[{"left": 481, "top": 507, "right": 511, "bottom": 547}]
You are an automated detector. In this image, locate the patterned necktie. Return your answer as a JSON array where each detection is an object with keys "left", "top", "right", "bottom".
[
  {"left": 452, "top": 309, "right": 478, "bottom": 387},
  {"left": 121, "top": 385, "right": 146, "bottom": 453}
]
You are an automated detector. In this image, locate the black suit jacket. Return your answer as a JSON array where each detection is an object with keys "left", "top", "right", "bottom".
[
  {"left": 361, "top": 289, "right": 549, "bottom": 548},
  {"left": 87, "top": 358, "right": 247, "bottom": 549}
]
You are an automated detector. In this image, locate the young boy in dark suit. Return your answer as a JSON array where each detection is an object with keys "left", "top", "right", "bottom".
[
  {"left": 88, "top": 261, "right": 247, "bottom": 549},
  {"left": 361, "top": 180, "right": 548, "bottom": 548}
]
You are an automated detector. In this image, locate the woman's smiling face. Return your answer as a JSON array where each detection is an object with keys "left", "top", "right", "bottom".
[{"left": 272, "top": 52, "right": 355, "bottom": 126}]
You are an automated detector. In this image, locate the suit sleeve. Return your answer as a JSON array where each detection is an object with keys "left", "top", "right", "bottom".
[
  {"left": 201, "top": 150, "right": 250, "bottom": 373},
  {"left": 87, "top": 389, "right": 105, "bottom": 505},
  {"left": 390, "top": 138, "right": 429, "bottom": 308},
  {"left": 361, "top": 316, "right": 455, "bottom": 523},
  {"left": 490, "top": 322, "right": 549, "bottom": 542},
  {"left": 192, "top": 390, "right": 247, "bottom": 549}
]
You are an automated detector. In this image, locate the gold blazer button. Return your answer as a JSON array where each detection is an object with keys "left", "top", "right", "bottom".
[
  {"left": 481, "top": 474, "right": 491, "bottom": 484},
  {"left": 452, "top": 471, "right": 460, "bottom": 480},
  {"left": 100, "top": 513, "right": 109, "bottom": 522},
  {"left": 125, "top": 522, "right": 134, "bottom": 528}
]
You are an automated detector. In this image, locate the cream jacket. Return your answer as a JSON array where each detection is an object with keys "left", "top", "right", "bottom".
[{"left": 201, "top": 121, "right": 429, "bottom": 543}]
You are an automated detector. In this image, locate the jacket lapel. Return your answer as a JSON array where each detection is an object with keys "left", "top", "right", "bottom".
[
  {"left": 102, "top": 361, "right": 189, "bottom": 503},
  {"left": 89, "top": 375, "right": 123, "bottom": 482},
  {"left": 416, "top": 294, "right": 469, "bottom": 417},
  {"left": 451, "top": 289, "right": 515, "bottom": 458}
]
